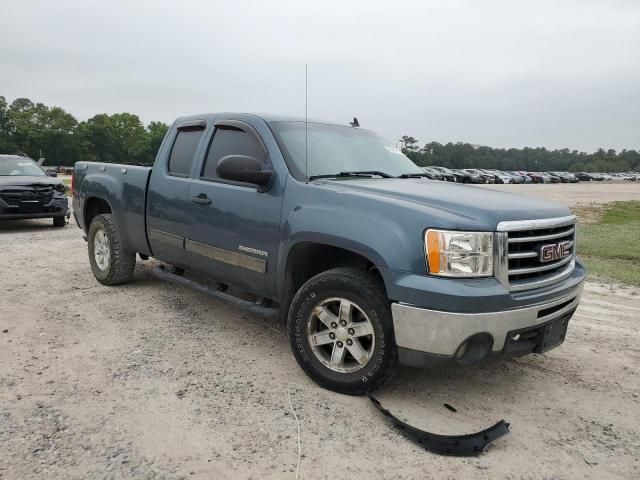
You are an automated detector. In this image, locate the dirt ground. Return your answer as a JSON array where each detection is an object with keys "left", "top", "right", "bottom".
[{"left": 1, "top": 183, "right": 639, "bottom": 479}]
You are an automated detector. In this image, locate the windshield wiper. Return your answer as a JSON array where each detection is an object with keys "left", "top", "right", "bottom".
[{"left": 308, "top": 170, "right": 394, "bottom": 180}]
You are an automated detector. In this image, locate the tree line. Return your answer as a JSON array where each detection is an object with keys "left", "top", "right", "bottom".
[
  {"left": 0, "top": 96, "right": 169, "bottom": 166},
  {"left": 399, "top": 136, "right": 640, "bottom": 173},
  {"left": 1, "top": 95, "right": 638, "bottom": 172}
]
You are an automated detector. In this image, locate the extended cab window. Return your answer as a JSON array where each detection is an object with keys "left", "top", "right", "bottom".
[
  {"left": 201, "top": 127, "right": 266, "bottom": 180},
  {"left": 167, "top": 127, "right": 204, "bottom": 176}
]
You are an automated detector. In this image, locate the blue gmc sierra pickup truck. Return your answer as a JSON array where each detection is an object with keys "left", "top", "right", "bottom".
[{"left": 72, "top": 113, "right": 586, "bottom": 394}]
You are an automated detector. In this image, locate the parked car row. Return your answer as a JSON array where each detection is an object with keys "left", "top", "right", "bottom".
[{"left": 421, "top": 167, "right": 640, "bottom": 184}]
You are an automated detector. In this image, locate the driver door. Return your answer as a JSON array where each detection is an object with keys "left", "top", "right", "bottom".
[{"left": 184, "top": 120, "right": 282, "bottom": 298}]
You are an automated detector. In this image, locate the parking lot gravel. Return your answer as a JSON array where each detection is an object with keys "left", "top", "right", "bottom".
[{"left": 1, "top": 183, "right": 639, "bottom": 479}]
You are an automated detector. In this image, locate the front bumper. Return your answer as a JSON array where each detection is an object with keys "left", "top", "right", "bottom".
[
  {"left": 389, "top": 268, "right": 585, "bottom": 368},
  {"left": 0, "top": 195, "right": 69, "bottom": 220}
]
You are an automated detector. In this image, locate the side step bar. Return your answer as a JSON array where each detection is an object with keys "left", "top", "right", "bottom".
[{"left": 152, "top": 265, "right": 278, "bottom": 319}]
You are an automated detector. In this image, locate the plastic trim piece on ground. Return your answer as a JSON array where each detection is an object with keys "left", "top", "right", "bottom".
[{"left": 368, "top": 394, "right": 510, "bottom": 456}]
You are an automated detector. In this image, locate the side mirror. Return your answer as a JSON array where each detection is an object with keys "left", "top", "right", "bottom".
[
  {"left": 216, "top": 155, "right": 272, "bottom": 187},
  {"left": 47, "top": 169, "right": 58, "bottom": 177}
]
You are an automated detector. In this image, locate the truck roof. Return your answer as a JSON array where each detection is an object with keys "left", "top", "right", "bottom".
[{"left": 173, "top": 112, "right": 352, "bottom": 128}]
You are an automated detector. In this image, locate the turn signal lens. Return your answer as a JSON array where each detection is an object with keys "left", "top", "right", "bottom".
[
  {"left": 425, "top": 230, "right": 494, "bottom": 277},
  {"left": 426, "top": 230, "right": 441, "bottom": 273}
]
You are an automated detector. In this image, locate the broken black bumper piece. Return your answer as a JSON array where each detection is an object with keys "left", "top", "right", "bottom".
[{"left": 368, "top": 394, "right": 510, "bottom": 456}]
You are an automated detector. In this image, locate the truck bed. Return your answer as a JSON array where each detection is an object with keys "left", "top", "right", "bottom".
[{"left": 73, "top": 162, "right": 153, "bottom": 255}]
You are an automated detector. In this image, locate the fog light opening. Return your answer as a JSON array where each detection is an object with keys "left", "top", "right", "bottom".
[{"left": 455, "top": 333, "right": 493, "bottom": 365}]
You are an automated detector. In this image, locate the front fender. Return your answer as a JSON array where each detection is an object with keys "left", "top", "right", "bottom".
[{"left": 276, "top": 182, "right": 424, "bottom": 300}]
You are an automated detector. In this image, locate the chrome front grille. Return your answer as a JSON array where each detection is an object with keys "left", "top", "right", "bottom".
[{"left": 495, "top": 216, "right": 577, "bottom": 291}]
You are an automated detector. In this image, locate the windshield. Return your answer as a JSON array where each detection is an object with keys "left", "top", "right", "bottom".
[
  {"left": 0, "top": 156, "right": 47, "bottom": 176},
  {"left": 269, "top": 121, "right": 422, "bottom": 179}
]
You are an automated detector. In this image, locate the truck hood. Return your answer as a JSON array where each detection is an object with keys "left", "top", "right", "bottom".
[{"left": 320, "top": 178, "right": 571, "bottom": 229}]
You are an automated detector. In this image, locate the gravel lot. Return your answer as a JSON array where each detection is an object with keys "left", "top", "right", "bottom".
[{"left": 1, "top": 183, "right": 639, "bottom": 479}]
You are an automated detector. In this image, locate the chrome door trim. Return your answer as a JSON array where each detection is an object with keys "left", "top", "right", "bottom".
[
  {"left": 149, "top": 228, "right": 184, "bottom": 249},
  {"left": 185, "top": 239, "right": 266, "bottom": 273}
]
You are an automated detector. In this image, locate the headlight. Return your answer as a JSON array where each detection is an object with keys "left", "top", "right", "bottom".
[{"left": 425, "top": 230, "right": 493, "bottom": 277}]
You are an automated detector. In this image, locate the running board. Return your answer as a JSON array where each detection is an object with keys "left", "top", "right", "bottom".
[{"left": 152, "top": 265, "right": 278, "bottom": 319}]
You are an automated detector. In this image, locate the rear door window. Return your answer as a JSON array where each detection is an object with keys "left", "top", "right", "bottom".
[
  {"left": 167, "top": 127, "right": 204, "bottom": 177},
  {"left": 201, "top": 127, "right": 266, "bottom": 180}
]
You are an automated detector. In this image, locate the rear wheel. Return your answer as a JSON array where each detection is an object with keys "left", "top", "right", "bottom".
[
  {"left": 287, "top": 268, "right": 397, "bottom": 395},
  {"left": 87, "top": 214, "right": 136, "bottom": 285}
]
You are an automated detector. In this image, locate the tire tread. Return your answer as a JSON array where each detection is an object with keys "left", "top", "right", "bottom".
[{"left": 88, "top": 214, "right": 136, "bottom": 285}]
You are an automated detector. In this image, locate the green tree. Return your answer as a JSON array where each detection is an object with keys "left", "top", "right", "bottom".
[
  {"left": 147, "top": 121, "right": 169, "bottom": 160},
  {"left": 399, "top": 135, "right": 419, "bottom": 155},
  {"left": 0, "top": 96, "right": 16, "bottom": 153},
  {"left": 81, "top": 113, "right": 151, "bottom": 164},
  {"left": 399, "top": 133, "right": 639, "bottom": 173}
]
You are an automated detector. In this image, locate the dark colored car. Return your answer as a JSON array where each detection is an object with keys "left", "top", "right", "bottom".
[
  {"left": 549, "top": 172, "right": 572, "bottom": 183},
  {"left": 421, "top": 167, "right": 444, "bottom": 180},
  {"left": 0, "top": 154, "right": 70, "bottom": 226},
  {"left": 524, "top": 172, "right": 545, "bottom": 183},
  {"left": 539, "top": 172, "right": 560, "bottom": 183},
  {"left": 429, "top": 166, "right": 460, "bottom": 182},
  {"left": 575, "top": 172, "right": 594, "bottom": 181},
  {"left": 464, "top": 168, "right": 494, "bottom": 184},
  {"left": 452, "top": 168, "right": 484, "bottom": 183},
  {"left": 547, "top": 172, "right": 569, "bottom": 183}
]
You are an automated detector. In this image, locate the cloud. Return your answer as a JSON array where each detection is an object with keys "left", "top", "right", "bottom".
[{"left": 1, "top": 0, "right": 639, "bottom": 151}]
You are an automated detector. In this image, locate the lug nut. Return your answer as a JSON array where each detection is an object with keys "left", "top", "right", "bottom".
[
  {"left": 346, "top": 339, "right": 353, "bottom": 346},
  {"left": 331, "top": 322, "right": 338, "bottom": 329},
  {"left": 340, "top": 320, "right": 347, "bottom": 326},
  {"left": 329, "top": 332, "right": 335, "bottom": 339},
  {"left": 348, "top": 328, "right": 355, "bottom": 335},
  {"left": 337, "top": 341, "right": 343, "bottom": 348}
]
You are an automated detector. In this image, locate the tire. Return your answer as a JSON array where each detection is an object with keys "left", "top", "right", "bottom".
[
  {"left": 52, "top": 216, "right": 66, "bottom": 227},
  {"left": 287, "top": 267, "right": 397, "bottom": 395},
  {"left": 87, "top": 213, "right": 136, "bottom": 286}
]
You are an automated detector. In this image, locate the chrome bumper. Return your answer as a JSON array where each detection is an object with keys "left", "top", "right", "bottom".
[{"left": 391, "top": 285, "right": 583, "bottom": 356}]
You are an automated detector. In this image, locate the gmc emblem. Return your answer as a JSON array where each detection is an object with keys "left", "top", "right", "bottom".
[{"left": 540, "top": 241, "right": 572, "bottom": 263}]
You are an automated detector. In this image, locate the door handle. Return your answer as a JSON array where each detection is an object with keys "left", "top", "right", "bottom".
[{"left": 191, "top": 193, "right": 212, "bottom": 205}]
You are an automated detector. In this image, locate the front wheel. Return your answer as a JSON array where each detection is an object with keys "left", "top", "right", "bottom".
[
  {"left": 87, "top": 214, "right": 136, "bottom": 285},
  {"left": 287, "top": 268, "right": 397, "bottom": 395},
  {"left": 52, "top": 216, "right": 66, "bottom": 227}
]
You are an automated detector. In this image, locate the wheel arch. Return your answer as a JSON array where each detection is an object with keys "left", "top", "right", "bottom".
[
  {"left": 277, "top": 240, "right": 388, "bottom": 322},
  {"left": 84, "top": 196, "right": 113, "bottom": 232}
]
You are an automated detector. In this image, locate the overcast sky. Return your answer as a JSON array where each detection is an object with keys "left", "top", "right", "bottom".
[{"left": 1, "top": 0, "right": 639, "bottom": 152}]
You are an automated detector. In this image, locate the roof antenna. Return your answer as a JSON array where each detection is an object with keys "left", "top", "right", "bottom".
[
  {"left": 305, "top": 64, "right": 309, "bottom": 180},
  {"left": 350, "top": 117, "right": 360, "bottom": 128}
]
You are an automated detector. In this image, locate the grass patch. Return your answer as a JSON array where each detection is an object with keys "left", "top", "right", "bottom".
[
  {"left": 577, "top": 201, "right": 640, "bottom": 286},
  {"left": 578, "top": 256, "right": 640, "bottom": 286},
  {"left": 601, "top": 201, "right": 640, "bottom": 224}
]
